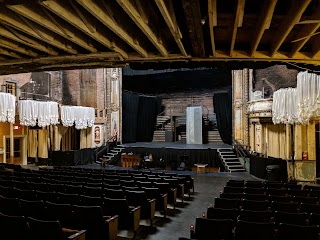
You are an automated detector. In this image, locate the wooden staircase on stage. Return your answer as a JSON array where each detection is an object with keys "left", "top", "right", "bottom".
[{"left": 217, "top": 148, "right": 246, "bottom": 172}]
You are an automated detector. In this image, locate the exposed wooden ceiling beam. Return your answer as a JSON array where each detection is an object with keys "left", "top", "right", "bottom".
[
  {"left": 76, "top": 0, "right": 148, "bottom": 57},
  {"left": 8, "top": 4, "right": 97, "bottom": 53},
  {"left": 270, "top": 0, "right": 311, "bottom": 57},
  {"left": 230, "top": 0, "right": 245, "bottom": 56},
  {"left": 116, "top": 0, "right": 168, "bottom": 57},
  {"left": 310, "top": 35, "right": 320, "bottom": 58},
  {"left": 250, "top": 0, "right": 277, "bottom": 56},
  {"left": 155, "top": 0, "right": 187, "bottom": 56},
  {"left": 0, "top": 47, "right": 22, "bottom": 58},
  {"left": 0, "top": 24, "right": 58, "bottom": 55},
  {"left": 0, "top": 37, "right": 38, "bottom": 57},
  {"left": 134, "top": 0, "right": 148, "bottom": 25},
  {"left": 290, "top": 1, "right": 320, "bottom": 57},
  {"left": 208, "top": 0, "right": 217, "bottom": 56},
  {"left": 0, "top": 9, "right": 78, "bottom": 54},
  {"left": 41, "top": 0, "right": 128, "bottom": 58},
  {"left": 181, "top": 0, "right": 205, "bottom": 57}
]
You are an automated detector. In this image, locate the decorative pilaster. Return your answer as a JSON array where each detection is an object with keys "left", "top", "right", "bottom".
[{"left": 232, "top": 68, "right": 250, "bottom": 146}]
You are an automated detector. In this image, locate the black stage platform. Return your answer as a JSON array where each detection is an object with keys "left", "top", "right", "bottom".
[
  {"left": 120, "top": 142, "right": 232, "bottom": 170},
  {"left": 121, "top": 142, "right": 231, "bottom": 149}
]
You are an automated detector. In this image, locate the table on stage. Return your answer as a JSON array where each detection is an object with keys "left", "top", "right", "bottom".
[{"left": 194, "top": 163, "right": 208, "bottom": 173}]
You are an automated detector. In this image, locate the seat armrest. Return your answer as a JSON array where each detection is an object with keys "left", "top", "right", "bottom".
[
  {"left": 130, "top": 206, "right": 141, "bottom": 232},
  {"left": 105, "top": 215, "right": 118, "bottom": 240},
  {"left": 148, "top": 198, "right": 156, "bottom": 219},
  {"left": 68, "top": 230, "right": 86, "bottom": 240}
]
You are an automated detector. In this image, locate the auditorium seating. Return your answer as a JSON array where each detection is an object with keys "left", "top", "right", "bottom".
[{"left": 185, "top": 179, "right": 320, "bottom": 240}]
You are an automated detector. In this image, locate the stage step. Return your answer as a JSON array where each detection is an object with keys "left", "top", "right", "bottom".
[
  {"left": 96, "top": 145, "right": 123, "bottom": 165},
  {"left": 156, "top": 115, "right": 171, "bottom": 129},
  {"left": 217, "top": 148, "right": 246, "bottom": 173},
  {"left": 152, "top": 130, "right": 165, "bottom": 142}
]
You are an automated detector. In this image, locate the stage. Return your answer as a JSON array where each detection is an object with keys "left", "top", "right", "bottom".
[
  {"left": 119, "top": 142, "right": 232, "bottom": 170},
  {"left": 120, "top": 142, "right": 232, "bottom": 149}
]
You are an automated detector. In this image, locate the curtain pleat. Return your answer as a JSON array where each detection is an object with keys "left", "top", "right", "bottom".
[
  {"left": 38, "top": 130, "right": 48, "bottom": 158},
  {"left": 28, "top": 130, "right": 37, "bottom": 158}
]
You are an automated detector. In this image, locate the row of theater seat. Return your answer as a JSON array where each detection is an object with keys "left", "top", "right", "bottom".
[
  {"left": 180, "top": 179, "right": 320, "bottom": 240},
  {"left": 0, "top": 167, "right": 195, "bottom": 239},
  {"left": 183, "top": 218, "right": 320, "bottom": 240}
]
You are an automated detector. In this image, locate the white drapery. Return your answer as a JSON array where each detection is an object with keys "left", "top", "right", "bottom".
[
  {"left": 272, "top": 88, "right": 298, "bottom": 124},
  {"left": 0, "top": 92, "right": 16, "bottom": 123},
  {"left": 60, "top": 106, "right": 95, "bottom": 129},
  {"left": 19, "top": 100, "right": 59, "bottom": 127},
  {"left": 272, "top": 71, "right": 320, "bottom": 124},
  {"left": 296, "top": 71, "right": 320, "bottom": 124}
]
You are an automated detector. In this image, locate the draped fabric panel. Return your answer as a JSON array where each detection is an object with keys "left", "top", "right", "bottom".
[
  {"left": 28, "top": 130, "right": 37, "bottom": 158},
  {"left": 38, "top": 130, "right": 48, "bottom": 158},
  {"left": 122, "top": 92, "right": 139, "bottom": 143},
  {"left": 213, "top": 89, "right": 232, "bottom": 144},
  {"left": 136, "top": 96, "right": 159, "bottom": 142},
  {"left": 122, "top": 92, "right": 162, "bottom": 143},
  {"left": 0, "top": 92, "right": 15, "bottom": 123},
  {"left": 80, "top": 129, "right": 87, "bottom": 149}
]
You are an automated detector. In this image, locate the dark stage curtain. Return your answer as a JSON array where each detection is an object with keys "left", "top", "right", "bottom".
[
  {"left": 123, "top": 91, "right": 162, "bottom": 143},
  {"left": 136, "top": 95, "right": 162, "bottom": 142},
  {"left": 213, "top": 89, "right": 232, "bottom": 144},
  {"left": 122, "top": 92, "right": 140, "bottom": 143}
]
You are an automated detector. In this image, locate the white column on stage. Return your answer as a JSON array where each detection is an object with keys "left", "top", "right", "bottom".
[{"left": 186, "top": 106, "right": 203, "bottom": 144}]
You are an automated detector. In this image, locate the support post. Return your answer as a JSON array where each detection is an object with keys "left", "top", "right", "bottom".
[
  {"left": 291, "top": 124, "right": 295, "bottom": 182},
  {"left": 10, "top": 123, "right": 14, "bottom": 163}
]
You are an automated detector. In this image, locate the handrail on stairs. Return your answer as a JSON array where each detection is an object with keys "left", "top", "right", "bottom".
[{"left": 233, "top": 139, "right": 250, "bottom": 159}]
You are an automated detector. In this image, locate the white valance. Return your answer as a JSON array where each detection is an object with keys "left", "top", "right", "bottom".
[
  {"left": 0, "top": 92, "right": 15, "bottom": 124},
  {"left": 296, "top": 71, "right": 320, "bottom": 124},
  {"left": 272, "top": 88, "right": 298, "bottom": 124},
  {"left": 60, "top": 106, "right": 95, "bottom": 129},
  {"left": 272, "top": 71, "right": 320, "bottom": 125},
  {"left": 19, "top": 100, "right": 59, "bottom": 127}
]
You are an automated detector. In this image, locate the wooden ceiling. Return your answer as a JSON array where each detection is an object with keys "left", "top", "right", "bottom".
[{"left": 0, "top": 0, "right": 319, "bottom": 74}]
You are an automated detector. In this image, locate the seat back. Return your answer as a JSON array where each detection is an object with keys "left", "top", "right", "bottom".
[
  {"left": 0, "top": 195, "right": 23, "bottom": 216},
  {"left": 300, "top": 203, "right": 320, "bottom": 214},
  {"left": 27, "top": 217, "right": 66, "bottom": 240},
  {"left": 271, "top": 201, "right": 299, "bottom": 213},
  {"left": 238, "top": 209, "right": 273, "bottom": 222},
  {"left": 45, "top": 201, "right": 74, "bottom": 229},
  {"left": 0, "top": 212, "right": 31, "bottom": 240},
  {"left": 195, "top": 218, "right": 233, "bottom": 240},
  {"left": 241, "top": 199, "right": 269, "bottom": 211},
  {"left": 277, "top": 223, "right": 319, "bottom": 240},
  {"left": 235, "top": 220, "right": 275, "bottom": 240},
  {"left": 226, "top": 180, "right": 245, "bottom": 188},
  {"left": 274, "top": 211, "right": 308, "bottom": 226},
  {"left": 72, "top": 205, "right": 106, "bottom": 240},
  {"left": 206, "top": 207, "right": 239, "bottom": 222},
  {"left": 103, "top": 198, "right": 131, "bottom": 229},
  {"left": 214, "top": 197, "right": 240, "bottom": 209},
  {"left": 223, "top": 186, "right": 244, "bottom": 194},
  {"left": 19, "top": 199, "right": 48, "bottom": 220}
]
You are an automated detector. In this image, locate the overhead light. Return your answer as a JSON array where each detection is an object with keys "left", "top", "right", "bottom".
[{"left": 201, "top": 18, "right": 206, "bottom": 25}]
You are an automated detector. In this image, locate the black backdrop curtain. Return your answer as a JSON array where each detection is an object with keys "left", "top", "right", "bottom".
[
  {"left": 213, "top": 89, "right": 232, "bottom": 145},
  {"left": 123, "top": 91, "right": 162, "bottom": 143},
  {"left": 122, "top": 92, "right": 140, "bottom": 143}
]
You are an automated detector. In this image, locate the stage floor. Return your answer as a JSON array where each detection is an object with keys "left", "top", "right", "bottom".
[{"left": 120, "top": 141, "right": 232, "bottom": 150}]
